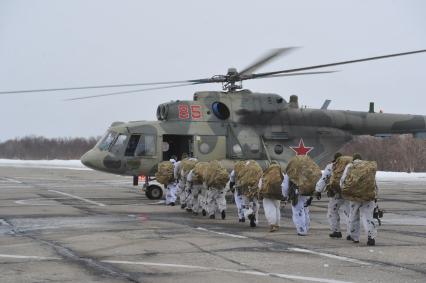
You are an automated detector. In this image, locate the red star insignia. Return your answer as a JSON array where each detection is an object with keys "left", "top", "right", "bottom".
[{"left": 290, "top": 138, "right": 314, "bottom": 155}]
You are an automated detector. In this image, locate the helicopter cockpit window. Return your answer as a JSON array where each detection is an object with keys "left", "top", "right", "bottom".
[
  {"left": 98, "top": 131, "right": 117, "bottom": 151},
  {"left": 125, "top": 135, "right": 140, "bottom": 156},
  {"left": 135, "top": 135, "right": 156, "bottom": 156},
  {"left": 212, "top": 102, "right": 230, "bottom": 120},
  {"left": 110, "top": 134, "right": 127, "bottom": 153}
]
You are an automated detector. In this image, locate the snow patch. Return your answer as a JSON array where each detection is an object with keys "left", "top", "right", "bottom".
[{"left": 0, "top": 159, "right": 90, "bottom": 171}]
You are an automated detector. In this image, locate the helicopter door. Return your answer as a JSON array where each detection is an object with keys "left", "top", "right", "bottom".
[{"left": 162, "top": 135, "right": 194, "bottom": 161}]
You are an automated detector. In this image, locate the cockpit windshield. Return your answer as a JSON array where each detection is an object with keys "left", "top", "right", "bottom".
[{"left": 97, "top": 131, "right": 117, "bottom": 151}]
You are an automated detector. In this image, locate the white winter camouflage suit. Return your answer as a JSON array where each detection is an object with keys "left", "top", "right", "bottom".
[
  {"left": 186, "top": 169, "right": 204, "bottom": 213},
  {"left": 340, "top": 160, "right": 378, "bottom": 241},
  {"left": 259, "top": 178, "right": 282, "bottom": 227},
  {"left": 315, "top": 162, "right": 350, "bottom": 235},
  {"left": 206, "top": 185, "right": 227, "bottom": 217},
  {"left": 282, "top": 174, "right": 310, "bottom": 235},
  {"left": 230, "top": 170, "right": 245, "bottom": 220}
]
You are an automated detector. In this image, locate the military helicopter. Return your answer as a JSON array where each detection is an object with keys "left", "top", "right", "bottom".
[{"left": 3, "top": 48, "right": 426, "bottom": 199}]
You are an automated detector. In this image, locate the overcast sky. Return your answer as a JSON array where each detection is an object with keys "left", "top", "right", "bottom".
[{"left": 1, "top": 0, "right": 426, "bottom": 141}]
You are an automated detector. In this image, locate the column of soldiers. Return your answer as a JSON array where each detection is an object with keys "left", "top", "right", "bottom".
[{"left": 156, "top": 152, "right": 379, "bottom": 246}]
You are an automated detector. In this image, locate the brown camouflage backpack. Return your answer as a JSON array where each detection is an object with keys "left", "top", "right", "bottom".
[
  {"left": 155, "top": 161, "right": 174, "bottom": 185},
  {"left": 286, "top": 155, "right": 321, "bottom": 196},
  {"left": 181, "top": 158, "right": 197, "bottom": 177},
  {"left": 341, "top": 160, "right": 377, "bottom": 202},
  {"left": 259, "top": 164, "right": 284, "bottom": 200},
  {"left": 236, "top": 160, "right": 263, "bottom": 198},
  {"left": 203, "top": 160, "right": 229, "bottom": 188},
  {"left": 192, "top": 162, "right": 209, "bottom": 184},
  {"left": 328, "top": 156, "right": 353, "bottom": 195}
]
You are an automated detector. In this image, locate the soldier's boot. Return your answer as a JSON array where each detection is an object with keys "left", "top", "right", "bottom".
[
  {"left": 221, "top": 210, "right": 226, "bottom": 220},
  {"left": 346, "top": 235, "right": 353, "bottom": 241},
  {"left": 180, "top": 203, "right": 186, "bottom": 209},
  {"left": 329, "top": 231, "right": 342, "bottom": 238},
  {"left": 186, "top": 208, "right": 192, "bottom": 213},
  {"left": 249, "top": 214, "right": 256, "bottom": 227},
  {"left": 202, "top": 209, "right": 207, "bottom": 216},
  {"left": 367, "top": 237, "right": 376, "bottom": 246},
  {"left": 209, "top": 214, "right": 215, "bottom": 219}
]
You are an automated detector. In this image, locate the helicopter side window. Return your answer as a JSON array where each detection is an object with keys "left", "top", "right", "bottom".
[
  {"left": 125, "top": 135, "right": 141, "bottom": 156},
  {"left": 135, "top": 135, "right": 156, "bottom": 156},
  {"left": 98, "top": 131, "right": 117, "bottom": 151},
  {"left": 110, "top": 134, "right": 127, "bottom": 153}
]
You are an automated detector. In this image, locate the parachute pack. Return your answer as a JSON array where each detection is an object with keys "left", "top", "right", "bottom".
[
  {"left": 203, "top": 160, "right": 229, "bottom": 188},
  {"left": 328, "top": 156, "right": 353, "bottom": 195},
  {"left": 155, "top": 161, "right": 174, "bottom": 185},
  {"left": 341, "top": 160, "right": 377, "bottom": 202},
  {"left": 235, "top": 160, "right": 263, "bottom": 198},
  {"left": 286, "top": 155, "right": 321, "bottom": 196},
  {"left": 259, "top": 164, "right": 284, "bottom": 200},
  {"left": 181, "top": 158, "right": 197, "bottom": 177},
  {"left": 192, "top": 161, "right": 209, "bottom": 184}
]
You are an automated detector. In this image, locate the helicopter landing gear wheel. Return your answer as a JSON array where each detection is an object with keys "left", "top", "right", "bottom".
[{"left": 145, "top": 185, "right": 163, "bottom": 200}]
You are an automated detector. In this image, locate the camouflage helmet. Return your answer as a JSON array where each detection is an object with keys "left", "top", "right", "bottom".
[
  {"left": 352, "top": 153, "right": 362, "bottom": 161},
  {"left": 333, "top": 152, "right": 342, "bottom": 162}
]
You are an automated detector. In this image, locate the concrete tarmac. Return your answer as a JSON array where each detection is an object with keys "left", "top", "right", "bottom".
[{"left": 0, "top": 166, "right": 425, "bottom": 283}]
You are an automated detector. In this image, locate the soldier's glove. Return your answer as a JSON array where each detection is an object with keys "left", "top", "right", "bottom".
[
  {"left": 304, "top": 197, "right": 313, "bottom": 207},
  {"left": 314, "top": 191, "right": 321, "bottom": 200}
]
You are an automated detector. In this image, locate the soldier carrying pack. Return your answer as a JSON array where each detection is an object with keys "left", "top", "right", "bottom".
[
  {"left": 286, "top": 155, "right": 321, "bottom": 196},
  {"left": 155, "top": 161, "right": 174, "bottom": 185},
  {"left": 235, "top": 160, "right": 263, "bottom": 198},
  {"left": 203, "top": 160, "right": 229, "bottom": 188},
  {"left": 327, "top": 156, "right": 353, "bottom": 196},
  {"left": 192, "top": 161, "right": 209, "bottom": 184},
  {"left": 260, "top": 163, "right": 284, "bottom": 200},
  {"left": 341, "top": 160, "right": 377, "bottom": 202}
]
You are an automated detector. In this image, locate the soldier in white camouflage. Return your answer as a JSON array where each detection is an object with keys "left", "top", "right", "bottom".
[
  {"left": 340, "top": 153, "right": 378, "bottom": 246},
  {"left": 314, "top": 152, "right": 350, "bottom": 239}
]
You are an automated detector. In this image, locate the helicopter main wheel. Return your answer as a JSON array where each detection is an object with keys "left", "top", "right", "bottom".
[{"left": 145, "top": 184, "right": 163, "bottom": 200}]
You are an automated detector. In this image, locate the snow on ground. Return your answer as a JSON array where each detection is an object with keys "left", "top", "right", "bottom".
[
  {"left": 0, "top": 159, "right": 90, "bottom": 171},
  {"left": 0, "top": 159, "right": 425, "bottom": 181}
]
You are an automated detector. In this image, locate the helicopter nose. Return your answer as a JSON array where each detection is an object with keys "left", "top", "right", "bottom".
[{"left": 80, "top": 150, "right": 97, "bottom": 170}]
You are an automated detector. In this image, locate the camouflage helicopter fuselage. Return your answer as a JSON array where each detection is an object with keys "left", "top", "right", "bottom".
[{"left": 81, "top": 90, "right": 426, "bottom": 176}]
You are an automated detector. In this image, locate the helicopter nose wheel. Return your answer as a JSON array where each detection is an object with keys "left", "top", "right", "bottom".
[{"left": 145, "top": 184, "right": 163, "bottom": 200}]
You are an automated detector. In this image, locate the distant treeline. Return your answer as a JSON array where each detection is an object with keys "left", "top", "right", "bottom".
[
  {"left": 0, "top": 136, "right": 98, "bottom": 160},
  {"left": 341, "top": 135, "right": 426, "bottom": 172},
  {"left": 0, "top": 135, "right": 425, "bottom": 172}
]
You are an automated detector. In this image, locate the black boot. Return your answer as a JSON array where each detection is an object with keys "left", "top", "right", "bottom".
[
  {"left": 221, "top": 210, "right": 226, "bottom": 220},
  {"left": 346, "top": 235, "right": 353, "bottom": 241},
  {"left": 367, "top": 237, "right": 376, "bottom": 246},
  {"left": 169, "top": 202, "right": 175, "bottom": 206},
  {"left": 249, "top": 215, "right": 256, "bottom": 227},
  {"left": 202, "top": 209, "right": 207, "bottom": 216},
  {"left": 180, "top": 203, "right": 186, "bottom": 209},
  {"left": 329, "top": 232, "right": 342, "bottom": 238},
  {"left": 209, "top": 214, "right": 215, "bottom": 219},
  {"left": 241, "top": 217, "right": 245, "bottom": 223}
]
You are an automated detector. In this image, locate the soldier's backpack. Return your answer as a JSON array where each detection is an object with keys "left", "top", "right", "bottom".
[
  {"left": 237, "top": 160, "right": 263, "bottom": 198},
  {"left": 155, "top": 161, "right": 174, "bottom": 185},
  {"left": 181, "top": 158, "right": 197, "bottom": 178},
  {"left": 341, "top": 160, "right": 377, "bottom": 202},
  {"left": 328, "top": 156, "right": 353, "bottom": 195},
  {"left": 203, "top": 160, "right": 229, "bottom": 188},
  {"left": 260, "top": 164, "right": 284, "bottom": 200},
  {"left": 286, "top": 155, "right": 322, "bottom": 196},
  {"left": 192, "top": 161, "right": 209, "bottom": 184}
]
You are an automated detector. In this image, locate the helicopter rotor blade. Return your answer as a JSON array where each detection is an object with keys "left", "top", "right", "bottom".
[
  {"left": 251, "top": 70, "right": 337, "bottom": 79},
  {"left": 239, "top": 47, "right": 297, "bottom": 76},
  {"left": 0, "top": 79, "right": 213, "bottom": 95},
  {"left": 65, "top": 82, "right": 204, "bottom": 101},
  {"left": 250, "top": 49, "right": 426, "bottom": 79}
]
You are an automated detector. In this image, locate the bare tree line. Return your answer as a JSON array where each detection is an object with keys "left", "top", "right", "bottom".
[
  {"left": 341, "top": 135, "right": 426, "bottom": 172},
  {"left": 0, "top": 136, "right": 99, "bottom": 160},
  {"left": 0, "top": 135, "right": 424, "bottom": 172}
]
